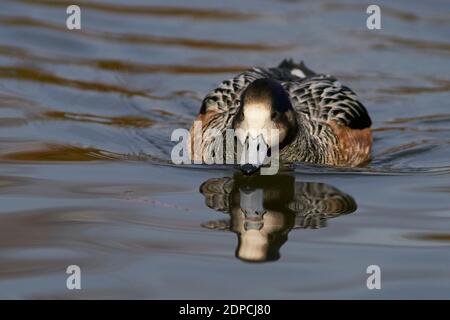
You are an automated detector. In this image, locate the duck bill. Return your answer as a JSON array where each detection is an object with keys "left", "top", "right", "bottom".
[
  {"left": 240, "top": 163, "right": 261, "bottom": 175},
  {"left": 237, "top": 134, "right": 269, "bottom": 176}
]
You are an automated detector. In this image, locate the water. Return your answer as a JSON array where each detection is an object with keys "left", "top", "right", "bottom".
[{"left": 0, "top": 0, "right": 449, "bottom": 299}]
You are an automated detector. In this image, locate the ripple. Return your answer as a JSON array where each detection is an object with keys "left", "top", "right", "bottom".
[
  {"left": 0, "top": 44, "right": 249, "bottom": 75},
  {"left": 43, "top": 111, "right": 155, "bottom": 128},
  {"left": 409, "top": 233, "right": 450, "bottom": 242},
  {"left": 92, "top": 61, "right": 248, "bottom": 75},
  {"left": 98, "top": 32, "right": 291, "bottom": 51},
  {"left": 379, "top": 83, "right": 450, "bottom": 95},
  {"left": 386, "top": 114, "right": 450, "bottom": 125},
  {"left": 0, "top": 66, "right": 151, "bottom": 97},
  {"left": 164, "top": 162, "right": 450, "bottom": 177},
  {"left": 373, "top": 126, "right": 450, "bottom": 133},
  {"left": 0, "top": 16, "right": 291, "bottom": 52},
  {"left": 322, "top": 3, "right": 420, "bottom": 22},
  {"left": 19, "top": 0, "right": 259, "bottom": 21},
  {"left": 366, "top": 34, "right": 450, "bottom": 55},
  {"left": 0, "top": 0, "right": 449, "bottom": 298},
  {"left": 0, "top": 143, "right": 146, "bottom": 162}
]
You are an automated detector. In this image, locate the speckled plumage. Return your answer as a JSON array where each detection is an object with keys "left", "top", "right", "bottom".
[
  {"left": 191, "top": 59, "right": 372, "bottom": 166},
  {"left": 200, "top": 175, "right": 357, "bottom": 230}
]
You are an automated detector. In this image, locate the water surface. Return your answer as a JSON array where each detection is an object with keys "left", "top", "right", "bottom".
[{"left": 0, "top": 0, "right": 449, "bottom": 299}]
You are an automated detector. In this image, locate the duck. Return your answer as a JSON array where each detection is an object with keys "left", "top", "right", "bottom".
[{"left": 189, "top": 59, "right": 372, "bottom": 174}]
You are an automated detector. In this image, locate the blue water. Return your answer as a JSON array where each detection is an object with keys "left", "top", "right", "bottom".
[{"left": 0, "top": 0, "right": 449, "bottom": 299}]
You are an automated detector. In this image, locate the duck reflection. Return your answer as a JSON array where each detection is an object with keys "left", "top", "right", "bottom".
[{"left": 200, "top": 174, "right": 356, "bottom": 262}]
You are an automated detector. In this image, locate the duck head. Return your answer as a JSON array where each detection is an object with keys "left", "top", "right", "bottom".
[{"left": 232, "top": 78, "right": 298, "bottom": 175}]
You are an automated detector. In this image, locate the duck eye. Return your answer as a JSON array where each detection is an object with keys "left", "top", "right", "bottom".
[{"left": 271, "top": 111, "right": 279, "bottom": 120}]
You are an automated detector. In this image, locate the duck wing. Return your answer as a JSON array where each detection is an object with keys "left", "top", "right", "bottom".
[
  {"left": 285, "top": 76, "right": 372, "bottom": 130},
  {"left": 275, "top": 59, "right": 371, "bottom": 129}
]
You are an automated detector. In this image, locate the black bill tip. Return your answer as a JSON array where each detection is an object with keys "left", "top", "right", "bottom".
[{"left": 240, "top": 164, "right": 259, "bottom": 176}]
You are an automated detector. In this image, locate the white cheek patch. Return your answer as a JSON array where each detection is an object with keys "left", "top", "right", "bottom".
[
  {"left": 243, "top": 106, "right": 271, "bottom": 133},
  {"left": 238, "top": 104, "right": 283, "bottom": 148}
]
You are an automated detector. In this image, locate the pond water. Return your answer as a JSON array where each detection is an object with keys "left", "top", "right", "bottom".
[{"left": 0, "top": 0, "right": 449, "bottom": 299}]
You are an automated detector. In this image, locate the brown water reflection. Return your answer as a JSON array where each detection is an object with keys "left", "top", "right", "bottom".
[
  {"left": 0, "top": 16, "right": 291, "bottom": 52},
  {"left": 200, "top": 174, "right": 356, "bottom": 262},
  {"left": 43, "top": 111, "right": 154, "bottom": 128},
  {"left": 0, "top": 66, "right": 151, "bottom": 97},
  {"left": 0, "top": 0, "right": 449, "bottom": 299},
  {"left": 0, "top": 44, "right": 249, "bottom": 75},
  {"left": 0, "top": 144, "right": 136, "bottom": 161},
  {"left": 19, "top": 0, "right": 259, "bottom": 21}
]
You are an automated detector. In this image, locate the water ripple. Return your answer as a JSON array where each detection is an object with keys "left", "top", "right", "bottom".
[
  {"left": 18, "top": 0, "right": 259, "bottom": 21},
  {"left": 0, "top": 16, "right": 292, "bottom": 52}
]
